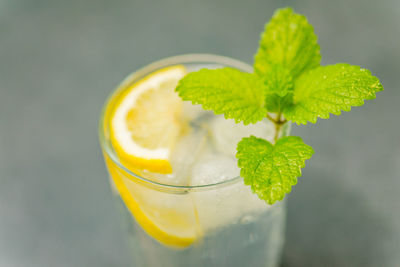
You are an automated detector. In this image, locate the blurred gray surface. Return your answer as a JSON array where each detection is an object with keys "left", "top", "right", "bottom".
[{"left": 0, "top": 0, "right": 399, "bottom": 266}]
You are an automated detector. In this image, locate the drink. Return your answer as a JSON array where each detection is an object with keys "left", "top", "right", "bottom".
[{"left": 99, "top": 54, "right": 289, "bottom": 266}]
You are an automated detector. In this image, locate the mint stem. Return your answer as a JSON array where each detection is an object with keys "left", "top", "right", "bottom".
[{"left": 266, "top": 112, "right": 287, "bottom": 142}]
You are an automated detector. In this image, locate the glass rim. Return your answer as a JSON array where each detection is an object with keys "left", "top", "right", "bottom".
[{"left": 98, "top": 54, "right": 253, "bottom": 192}]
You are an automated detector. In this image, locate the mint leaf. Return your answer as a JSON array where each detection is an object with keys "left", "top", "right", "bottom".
[
  {"left": 264, "top": 65, "right": 293, "bottom": 97},
  {"left": 176, "top": 68, "right": 267, "bottom": 125},
  {"left": 236, "top": 136, "right": 314, "bottom": 204},
  {"left": 265, "top": 93, "right": 293, "bottom": 114},
  {"left": 283, "top": 64, "right": 384, "bottom": 124},
  {"left": 263, "top": 66, "right": 293, "bottom": 113},
  {"left": 254, "top": 7, "right": 320, "bottom": 83}
]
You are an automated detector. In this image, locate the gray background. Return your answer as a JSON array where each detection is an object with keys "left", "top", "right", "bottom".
[{"left": 1, "top": 0, "right": 399, "bottom": 266}]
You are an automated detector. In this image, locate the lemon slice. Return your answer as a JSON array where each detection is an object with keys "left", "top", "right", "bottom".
[
  {"left": 105, "top": 65, "right": 200, "bottom": 248},
  {"left": 110, "top": 65, "right": 187, "bottom": 174},
  {"left": 105, "top": 156, "right": 200, "bottom": 248}
]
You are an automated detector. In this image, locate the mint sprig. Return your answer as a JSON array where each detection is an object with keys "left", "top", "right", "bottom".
[{"left": 175, "top": 7, "right": 383, "bottom": 204}]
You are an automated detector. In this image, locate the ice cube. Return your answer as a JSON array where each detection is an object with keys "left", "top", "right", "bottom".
[
  {"left": 190, "top": 147, "right": 240, "bottom": 186},
  {"left": 210, "top": 115, "right": 275, "bottom": 156},
  {"left": 190, "top": 146, "right": 270, "bottom": 232},
  {"left": 181, "top": 102, "right": 208, "bottom": 123},
  {"left": 141, "top": 127, "right": 208, "bottom": 186}
]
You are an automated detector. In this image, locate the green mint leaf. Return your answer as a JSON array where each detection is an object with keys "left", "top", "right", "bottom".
[
  {"left": 263, "top": 66, "right": 293, "bottom": 113},
  {"left": 176, "top": 67, "right": 267, "bottom": 125},
  {"left": 254, "top": 7, "right": 320, "bottom": 83},
  {"left": 264, "top": 65, "right": 293, "bottom": 97},
  {"left": 265, "top": 93, "right": 293, "bottom": 114},
  {"left": 283, "top": 63, "right": 384, "bottom": 124},
  {"left": 236, "top": 136, "right": 314, "bottom": 204}
]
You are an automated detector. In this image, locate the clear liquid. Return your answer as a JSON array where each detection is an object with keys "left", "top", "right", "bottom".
[{"left": 114, "top": 192, "right": 286, "bottom": 267}]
